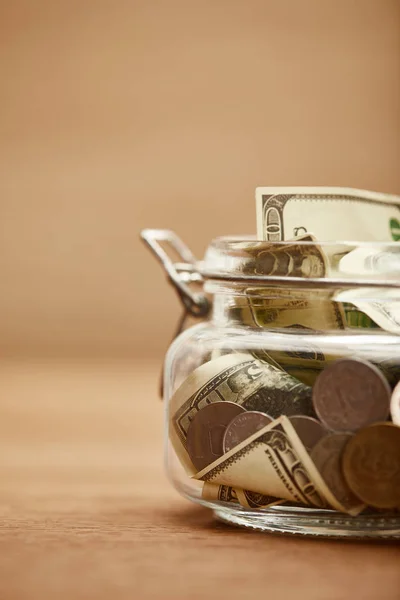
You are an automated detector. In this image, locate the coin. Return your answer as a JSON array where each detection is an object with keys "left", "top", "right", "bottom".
[
  {"left": 390, "top": 381, "right": 400, "bottom": 425},
  {"left": 288, "top": 415, "right": 327, "bottom": 451},
  {"left": 310, "top": 433, "right": 361, "bottom": 510},
  {"left": 222, "top": 411, "right": 273, "bottom": 453},
  {"left": 312, "top": 358, "right": 391, "bottom": 432},
  {"left": 186, "top": 401, "right": 246, "bottom": 471},
  {"left": 342, "top": 423, "right": 400, "bottom": 508}
]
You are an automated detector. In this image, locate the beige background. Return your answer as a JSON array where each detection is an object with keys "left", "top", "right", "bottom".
[
  {"left": 1, "top": 6, "right": 400, "bottom": 597},
  {"left": 1, "top": 0, "right": 399, "bottom": 358}
]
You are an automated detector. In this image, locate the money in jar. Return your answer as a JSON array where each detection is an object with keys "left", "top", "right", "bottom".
[{"left": 142, "top": 186, "right": 400, "bottom": 539}]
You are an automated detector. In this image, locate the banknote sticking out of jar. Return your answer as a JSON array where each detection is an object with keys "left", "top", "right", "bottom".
[{"left": 141, "top": 187, "right": 400, "bottom": 539}]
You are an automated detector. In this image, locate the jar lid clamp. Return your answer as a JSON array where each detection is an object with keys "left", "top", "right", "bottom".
[
  {"left": 141, "top": 229, "right": 211, "bottom": 398},
  {"left": 140, "top": 229, "right": 210, "bottom": 317}
]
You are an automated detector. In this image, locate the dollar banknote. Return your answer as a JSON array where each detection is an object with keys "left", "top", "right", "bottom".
[
  {"left": 202, "top": 482, "right": 281, "bottom": 508},
  {"left": 202, "top": 482, "right": 239, "bottom": 504},
  {"left": 170, "top": 353, "right": 313, "bottom": 474},
  {"left": 336, "top": 288, "right": 400, "bottom": 334},
  {"left": 241, "top": 234, "right": 328, "bottom": 278},
  {"left": 194, "top": 415, "right": 361, "bottom": 515},
  {"left": 256, "top": 187, "right": 400, "bottom": 243},
  {"left": 246, "top": 287, "right": 345, "bottom": 331},
  {"left": 236, "top": 488, "right": 283, "bottom": 509},
  {"left": 335, "top": 246, "right": 400, "bottom": 333},
  {"left": 211, "top": 343, "right": 323, "bottom": 387},
  {"left": 339, "top": 245, "right": 400, "bottom": 279},
  {"left": 255, "top": 187, "right": 400, "bottom": 336},
  {"left": 244, "top": 287, "right": 346, "bottom": 384}
]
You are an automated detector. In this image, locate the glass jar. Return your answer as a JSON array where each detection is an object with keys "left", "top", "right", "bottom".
[{"left": 142, "top": 229, "right": 400, "bottom": 539}]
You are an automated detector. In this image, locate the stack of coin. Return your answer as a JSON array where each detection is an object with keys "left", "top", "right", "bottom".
[
  {"left": 185, "top": 357, "right": 400, "bottom": 512},
  {"left": 311, "top": 359, "right": 400, "bottom": 510}
]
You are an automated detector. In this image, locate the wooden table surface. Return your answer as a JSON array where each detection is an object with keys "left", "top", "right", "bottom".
[{"left": 0, "top": 359, "right": 399, "bottom": 600}]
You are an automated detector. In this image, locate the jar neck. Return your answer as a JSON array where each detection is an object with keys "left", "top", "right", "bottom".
[
  {"left": 209, "top": 287, "right": 381, "bottom": 332},
  {"left": 211, "top": 293, "right": 254, "bottom": 327}
]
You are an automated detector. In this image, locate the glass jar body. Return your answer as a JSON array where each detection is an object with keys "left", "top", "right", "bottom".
[{"left": 164, "top": 288, "right": 400, "bottom": 538}]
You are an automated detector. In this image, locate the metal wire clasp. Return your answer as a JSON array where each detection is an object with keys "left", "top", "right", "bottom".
[
  {"left": 140, "top": 229, "right": 211, "bottom": 397},
  {"left": 140, "top": 229, "right": 210, "bottom": 318}
]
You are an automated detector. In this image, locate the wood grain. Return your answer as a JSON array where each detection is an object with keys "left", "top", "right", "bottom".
[{"left": 0, "top": 360, "right": 399, "bottom": 600}]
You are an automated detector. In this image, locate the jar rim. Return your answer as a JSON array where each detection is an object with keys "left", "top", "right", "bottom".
[{"left": 196, "top": 236, "right": 400, "bottom": 290}]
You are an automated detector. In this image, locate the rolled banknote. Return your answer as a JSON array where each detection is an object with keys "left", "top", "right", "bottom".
[
  {"left": 236, "top": 488, "right": 283, "bottom": 509},
  {"left": 338, "top": 245, "right": 400, "bottom": 278},
  {"left": 202, "top": 482, "right": 282, "bottom": 509},
  {"left": 245, "top": 287, "right": 345, "bottom": 331},
  {"left": 245, "top": 287, "right": 346, "bottom": 385},
  {"left": 202, "top": 482, "right": 239, "bottom": 504},
  {"left": 195, "top": 415, "right": 362, "bottom": 516},
  {"left": 335, "top": 288, "right": 400, "bottom": 334},
  {"left": 335, "top": 246, "right": 400, "bottom": 333},
  {"left": 170, "top": 353, "right": 313, "bottom": 474},
  {"left": 241, "top": 234, "right": 328, "bottom": 278}
]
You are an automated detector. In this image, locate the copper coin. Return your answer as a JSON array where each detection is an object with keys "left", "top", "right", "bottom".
[
  {"left": 289, "top": 415, "right": 327, "bottom": 451},
  {"left": 186, "top": 401, "right": 246, "bottom": 471},
  {"left": 312, "top": 358, "right": 391, "bottom": 432},
  {"left": 310, "top": 433, "right": 361, "bottom": 510},
  {"left": 342, "top": 422, "right": 400, "bottom": 509},
  {"left": 222, "top": 411, "right": 273, "bottom": 453},
  {"left": 390, "top": 381, "right": 400, "bottom": 425}
]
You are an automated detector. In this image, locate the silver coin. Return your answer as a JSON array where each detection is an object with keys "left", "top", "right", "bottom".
[
  {"left": 312, "top": 358, "right": 391, "bottom": 432},
  {"left": 310, "top": 433, "right": 361, "bottom": 510},
  {"left": 288, "top": 415, "right": 327, "bottom": 451},
  {"left": 186, "top": 401, "right": 245, "bottom": 471},
  {"left": 223, "top": 411, "right": 273, "bottom": 453},
  {"left": 342, "top": 423, "right": 400, "bottom": 509}
]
